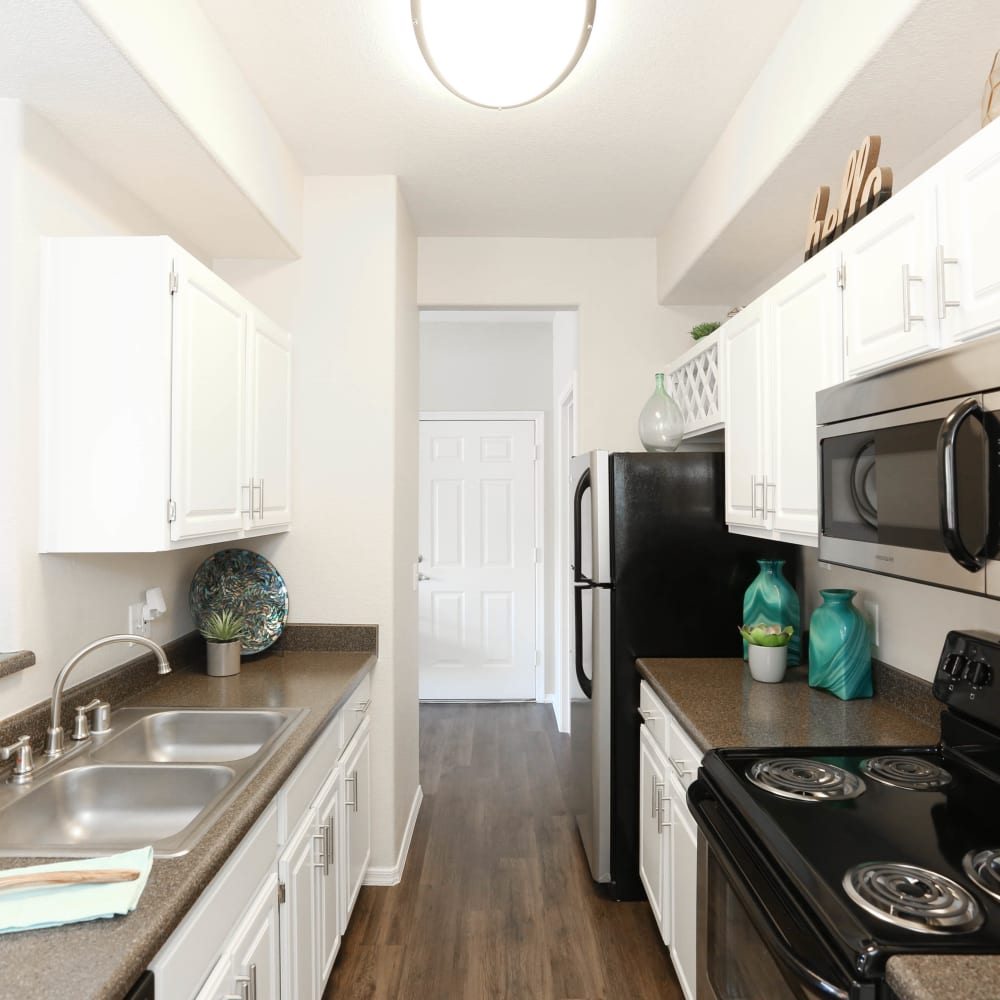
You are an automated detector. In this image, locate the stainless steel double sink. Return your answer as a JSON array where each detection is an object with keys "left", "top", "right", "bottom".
[{"left": 0, "top": 707, "right": 306, "bottom": 858}]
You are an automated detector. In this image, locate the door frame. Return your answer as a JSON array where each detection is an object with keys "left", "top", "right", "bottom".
[
  {"left": 419, "top": 411, "right": 545, "bottom": 702},
  {"left": 553, "top": 378, "right": 576, "bottom": 732}
]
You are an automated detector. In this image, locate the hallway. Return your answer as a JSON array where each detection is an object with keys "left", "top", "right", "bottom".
[{"left": 324, "top": 703, "right": 683, "bottom": 999}]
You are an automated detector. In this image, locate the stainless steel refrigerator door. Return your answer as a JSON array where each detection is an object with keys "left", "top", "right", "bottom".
[{"left": 571, "top": 583, "right": 612, "bottom": 883}]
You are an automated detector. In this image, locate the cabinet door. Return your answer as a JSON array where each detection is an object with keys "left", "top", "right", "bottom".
[
  {"left": 170, "top": 253, "right": 248, "bottom": 541},
  {"left": 638, "top": 725, "right": 668, "bottom": 943},
  {"left": 278, "top": 808, "right": 323, "bottom": 1000},
  {"left": 722, "top": 301, "right": 767, "bottom": 529},
  {"left": 230, "top": 875, "right": 281, "bottom": 1000},
  {"left": 192, "top": 953, "right": 236, "bottom": 1000},
  {"left": 247, "top": 311, "right": 292, "bottom": 531},
  {"left": 340, "top": 717, "right": 372, "bottom": 929},
  {"left": 767, "top": 251, "right": 843, "bottom": 539},
  {"left": 842, "top": 179, "right": 938, "bottom": 377},
  {"left": 939, "top": 122, "right": 1000, "bottom": 344},
  {"left": 668, "top": 772, "right": 698, "bottom": 1000},
  {"left": 313, "top": 771, "right": 342, "bottom": 990}
]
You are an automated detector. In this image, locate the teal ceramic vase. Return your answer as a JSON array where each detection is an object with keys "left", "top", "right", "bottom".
[
  {"left": 742, "top": 560, "right": 800, "bottom": 666},
  {"left": 808, "top": 589, "right": 872, "bottom": 700}
]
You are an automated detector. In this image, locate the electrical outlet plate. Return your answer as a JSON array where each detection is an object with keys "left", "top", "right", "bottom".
[
  {"left": 128, "top": 603, "right": 151, "bottom": 637},
  {"left": 862, "top": 598, "right": 879, "bottom": 649}
]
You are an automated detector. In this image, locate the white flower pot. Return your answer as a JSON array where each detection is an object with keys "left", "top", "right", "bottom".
[{"left": 747, "top": 644, "right": 787, "bottom": 684}]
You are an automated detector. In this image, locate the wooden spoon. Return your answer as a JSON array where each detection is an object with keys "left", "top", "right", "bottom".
[{"left": 0, "top": 868, "right": 140, "bottom": 892}]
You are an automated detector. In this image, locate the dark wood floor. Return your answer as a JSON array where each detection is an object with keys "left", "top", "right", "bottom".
[{"left": 324, "top": 703, "right": 682, "bottom": 999}]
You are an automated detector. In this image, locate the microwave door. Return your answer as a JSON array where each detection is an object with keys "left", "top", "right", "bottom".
[{"left": 982, "top": 392, "right": 1000, "bottom": 599}]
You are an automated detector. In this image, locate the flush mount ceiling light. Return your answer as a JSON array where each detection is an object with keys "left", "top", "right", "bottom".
[{"left": 411, "top": 0, "right": 596, "bottom": 110}]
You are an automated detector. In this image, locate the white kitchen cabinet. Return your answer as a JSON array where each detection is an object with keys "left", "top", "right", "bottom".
[
  {"left": 639, "top": 723, "right": 669, "bottom": 942},
  {"left": 39, "top": 235, "right": 292, "bottom": 552},
  {"left": 938, "top": 120, "right": 1000, "bottom": 345},
  {"left": 246, "top": 310, "right": 293, "bottom": 533},
  {"left": 193, "top": 876, "right": 280, "bottom": 1000},
  {"left": 721, "top": 300, "right": 766, "bottom": 531},
  {"left": 722, "top": 249, "right": 841, "bottom": 544},
  {"left": 314, "top": 772, "right": 343, "bottom": 989},
  {"left": 278, "top": 806, "right": 323, "bottom": 1000},
  {"left": 841, "top": 177, "right": 940, "bottom": 377},
  {"left": 340, "top": 715, "right": 372, "bottom": 929},
  {"left": 638, "top": 681, "right": 701, "bottom": 1000}
]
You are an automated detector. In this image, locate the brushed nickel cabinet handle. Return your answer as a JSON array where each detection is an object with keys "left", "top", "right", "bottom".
[{"left": 936, "top": 245, "right": 960, "bottom": 319}]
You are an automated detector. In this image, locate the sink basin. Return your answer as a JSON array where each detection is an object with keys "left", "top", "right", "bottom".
[
  {"left": 91, "top": 709, "right": 291, "bottom": 763},
  {"left": 0, "top": 764, "right": 234, "bottom": 855},
  {"left": 0, "top": 705, "right": 306, "bottom": 858}
]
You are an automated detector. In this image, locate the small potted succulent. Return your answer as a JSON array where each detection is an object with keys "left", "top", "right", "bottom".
[
  {"left": 739, "top": 623, "right": 794, "bottom": 684},
  {"left": 200, "top": 609, "right": 245, "bottom": 677}
]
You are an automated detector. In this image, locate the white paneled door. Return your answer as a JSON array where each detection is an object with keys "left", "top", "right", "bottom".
[{"left": 418, "top": 419, "right": 538, "bottom": 700}]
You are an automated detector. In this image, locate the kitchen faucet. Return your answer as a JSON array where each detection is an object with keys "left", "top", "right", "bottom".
[{"left": 45, "top": 634, "right": 171, "bottom": 758}]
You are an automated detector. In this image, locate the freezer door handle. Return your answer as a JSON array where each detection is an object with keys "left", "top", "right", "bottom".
[
  {"left": 573, "top": 585, "right": 593, "bottom": 699},
  {"left": 572, "top": 467, "right": 591, "bottom": 585}
]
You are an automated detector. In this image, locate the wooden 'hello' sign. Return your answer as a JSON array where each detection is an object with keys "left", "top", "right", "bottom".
[{"left": 804, "top": 136, "right": 893, "bottom": 260}]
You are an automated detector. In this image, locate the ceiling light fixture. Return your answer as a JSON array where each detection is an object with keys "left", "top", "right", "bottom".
[{"left": 411, "top": 0, "right": 596, "bottom": 110}]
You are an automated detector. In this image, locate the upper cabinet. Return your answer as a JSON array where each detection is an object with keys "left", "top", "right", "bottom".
[
  {"left": 723, "top": 248, "right": 842, "bottom": 544},
  {"left": 840, "top": 177, "right": 939, "bottom": 377},
  {"left": 40, "top": 236, "right": 292, "bottom": 552},
  {"left": 938, "top": 122, "right": 1000, "bottom": 346}
]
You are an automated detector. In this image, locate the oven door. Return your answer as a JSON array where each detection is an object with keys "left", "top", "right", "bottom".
[
  {"left": 690, "top": 781, "right": 878, "bottom": 1000},
  {"left": 818, "top": 394, "right": 997, "bottom": 594}
]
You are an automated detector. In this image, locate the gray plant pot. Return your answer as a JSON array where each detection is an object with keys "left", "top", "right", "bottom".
[
  {"left": 747, "top": 644, "right": 787, "bottom": 684},
  {"left": 206, "top": 640, "right": 242, "bottom": 677}
]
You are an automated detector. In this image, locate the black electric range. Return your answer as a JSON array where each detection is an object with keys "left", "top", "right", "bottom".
[{"left": 689, "top": 630, "right": 1000, "bottom": 1000}]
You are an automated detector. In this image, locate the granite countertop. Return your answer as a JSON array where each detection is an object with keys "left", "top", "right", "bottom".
[
  {"left": 0, "top": 634, "right": 376, "bottom": 1000},
  {"left": 636, "top": 657, "right": 939, "bottom": 750},
  {"left": 637, "top": 657, "right": 1000, "bottom": 1000}
]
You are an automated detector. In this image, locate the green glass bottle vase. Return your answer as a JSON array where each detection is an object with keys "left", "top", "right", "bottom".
[
  {"left": 808, "top": 589, "right": 872, "bottom": 700},
  {"left": 742, "top": 560, "right": 800, "bottom": 666},
  {"left": 638, "top": 373, "right": 684, "bottom": 452}
]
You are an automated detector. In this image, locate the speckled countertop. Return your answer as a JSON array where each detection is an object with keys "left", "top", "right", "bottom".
[
  {"left": 637, "top": 657, "right": 1000, "bottom": 1000},
  {"left": 636, "top": 657, "right": 939, "bottom": 751},
  {"left": 0, "top": 632, "right": 376, "bottom": 1000}
]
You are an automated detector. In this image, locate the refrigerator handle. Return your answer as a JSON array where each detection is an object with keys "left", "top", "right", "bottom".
[
  {"left": 573, "top": 466, "right": 592, "bottom": 585},
  {"left": 573, "top": 584, "right": 593, "bottom": 699}
]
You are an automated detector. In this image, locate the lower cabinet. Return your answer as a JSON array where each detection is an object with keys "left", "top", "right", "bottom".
[
  {"left": 638, "top": 681, "right": 701, "bottom": 1000},
  {"left": 340, "top": 716, "right": 371, "bottom": 929},
  {"left": 151, "top": 675, "right": 373, "bottom": 1000},
  {"left": 194, "top": 874, "right": 281, "bottom": 1000}
]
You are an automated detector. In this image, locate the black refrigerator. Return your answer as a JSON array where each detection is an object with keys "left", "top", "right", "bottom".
[{"left": 570, "top": 450, "right": 799, "bottom": 900}]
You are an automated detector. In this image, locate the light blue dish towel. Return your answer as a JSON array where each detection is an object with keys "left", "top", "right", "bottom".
[{"left": 0, "top": 846, "right": 153, "bottom": 934}]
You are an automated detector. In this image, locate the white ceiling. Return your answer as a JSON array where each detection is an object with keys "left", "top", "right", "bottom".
[{"left": 198, "top": 0, "right": 800, "bottom": 238}]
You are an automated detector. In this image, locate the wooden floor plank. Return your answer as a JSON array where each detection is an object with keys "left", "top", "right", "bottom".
[{"left": 324, "top": 703, "right": 682, "bottom": 1000}]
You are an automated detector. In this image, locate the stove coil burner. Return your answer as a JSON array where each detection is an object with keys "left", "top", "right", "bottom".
[
  {"left": 963, "top": 849, "right": 1000, "bottom": 902},
  {"left": 844, "top": 863, "right": 984, "bottom": 934},
  {"left": 860, "top": 755, "right": 952, "bottom": 791},
  {"left": 747, "top": 758, "right": 866, "bottom": 801}
]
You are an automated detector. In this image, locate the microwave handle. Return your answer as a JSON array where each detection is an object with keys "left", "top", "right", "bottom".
[{"left": 938, "top": 397, "right": 986, "bottom": 572}]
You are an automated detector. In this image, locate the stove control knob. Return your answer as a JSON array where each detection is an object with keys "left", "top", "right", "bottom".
[
  {"left": 942, "top": 653, "right": 967, "bottom": 678},
  {"left": 968, "top": 662, "right": 993, "bottom": 687}
]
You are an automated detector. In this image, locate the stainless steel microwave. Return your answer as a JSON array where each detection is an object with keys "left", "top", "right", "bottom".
[{"left": 816, "top": 336, "right": 1000, "bottom": 598}]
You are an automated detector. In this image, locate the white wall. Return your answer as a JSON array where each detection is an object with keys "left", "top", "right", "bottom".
[
  {"left": 0, "top": 101, "right": 216, "bottom": 716},
  {"left": 79, "top": 0, "right": 303, "bottom": 255},
  {"left": 419, "top": 315, "right": 556, "bottom": 697},
  {"left": 417, "top": 237, "right": 718, "bottom": 453},
  {"left": 216, "top": 175, "right": 420, "bottom": 871}
]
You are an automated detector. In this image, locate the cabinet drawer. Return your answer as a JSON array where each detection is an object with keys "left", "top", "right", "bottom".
[
  {"left": 279, "top": 714, "right": 341, "bottom": 842},
  {"left": 339, "top": 673, "right": 372, "bottom": 758},
  {"left": 667, "top": 717, "right": 701, "bottom": 792},
  {"left": 638, "top": 681, "right": 667, "bottom": 754}
]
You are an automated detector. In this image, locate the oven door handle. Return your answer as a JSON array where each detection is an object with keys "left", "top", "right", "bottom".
[
  {"left": 689, "top": 782, "right": 854, "bottom": 1000},
  {"left": 937, "top": 397, "right": 986, "bottom": 572}
]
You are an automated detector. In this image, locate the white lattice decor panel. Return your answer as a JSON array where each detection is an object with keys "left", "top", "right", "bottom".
[{"left": 666, "top": 332, "right": 722, "bottom": 437}]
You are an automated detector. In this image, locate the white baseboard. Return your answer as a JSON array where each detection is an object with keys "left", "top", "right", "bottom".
[{"left": 363, "top": 784, "right": 423, "bottom": 886}]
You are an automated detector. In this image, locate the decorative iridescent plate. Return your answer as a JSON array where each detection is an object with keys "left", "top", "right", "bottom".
[{"left": 189, "top": 549, "right": 289, "bottom": 655}]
